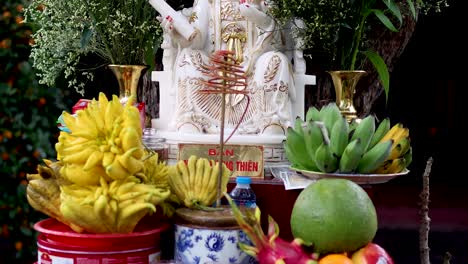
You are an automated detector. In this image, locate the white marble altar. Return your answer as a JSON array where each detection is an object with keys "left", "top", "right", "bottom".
[{"left": 149, "top": 0, "right": 315, "bottom": 164}]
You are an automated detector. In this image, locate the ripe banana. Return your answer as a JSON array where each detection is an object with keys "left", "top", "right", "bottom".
[
  {"left": 371, "top": 122, "right": 412, "bottom": 174},
  {"left": 194, "top": 157, "right": 205, "bottom": 199},
  {"left": 168, "top": 155, "right": 231, "bottom": 208},
  {"left": 356, "top": 139, "right": 393, "bottom": 174},
  {"left": 205, "top": 161, "right": 231, "bottom": 205},
  {"left": 372, "top": 157, "right": 406, "bottom": 174},
  {"left": 388, "top": 136, "right": 411, "bottom": 160},
  {"left": 187, "top": 155, "right": 198, "bottom": 192},
  {"left": 380, "top": 123, "right": 403, "bottom": 143}
]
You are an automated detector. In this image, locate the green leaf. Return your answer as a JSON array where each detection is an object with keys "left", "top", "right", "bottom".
[
  {"left": 363, "top": 50, "right": 390, "bottom": 102},
  {"left": 382, "top": 0, "right": 403, "bottom": 26},
  {"left": 144, "top": 46, "right": 156, "bottom": 72},
  {"left": 80, "top": 26, "right": 93, "bottom": 49},
  {"left": 407, "top": 0, "right": 417, "bottom": 19},
  {"left": 371, "top": 9, "right": 398, "bottom": 32}
]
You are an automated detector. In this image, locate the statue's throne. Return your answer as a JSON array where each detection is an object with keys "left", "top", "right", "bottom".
[{"left": 151, "top": 18, "right": 316, "bottom": 165}]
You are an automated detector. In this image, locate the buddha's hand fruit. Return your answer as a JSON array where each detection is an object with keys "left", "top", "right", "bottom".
[{"left": 55, "top": 92, "right": 145, "bottom": 184}]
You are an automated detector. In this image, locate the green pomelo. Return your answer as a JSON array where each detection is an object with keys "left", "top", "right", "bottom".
[{"left": 290, "top": 178, "right": 377, "bottom": 254}]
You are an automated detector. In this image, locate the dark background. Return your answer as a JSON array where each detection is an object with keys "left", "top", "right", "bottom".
[{"left": 353, "top": 0, "right": 468, "bottom": 262}]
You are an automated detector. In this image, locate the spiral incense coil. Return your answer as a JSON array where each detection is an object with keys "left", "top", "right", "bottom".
[{"left": 198, "top": 50, "right": 250, "bottom": 143}]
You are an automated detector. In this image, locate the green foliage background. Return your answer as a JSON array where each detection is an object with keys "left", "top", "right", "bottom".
[{"left": 0, "top": 0, "right": 71, "bottom": 262}]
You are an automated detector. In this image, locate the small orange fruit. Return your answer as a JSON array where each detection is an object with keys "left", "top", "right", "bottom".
[{"left": 318, "top": 254, "right": 353, "bottom": 264}]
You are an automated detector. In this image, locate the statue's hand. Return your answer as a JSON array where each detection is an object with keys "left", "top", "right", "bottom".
[
  {"left": 238, "top": 3, "right": 272, "bottom": 30},
  {"left": 158, "top": 15, "right": 175, "bottom": 34}
]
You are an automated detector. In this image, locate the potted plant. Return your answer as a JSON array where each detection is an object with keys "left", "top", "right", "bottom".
[
  {"left": 23, "top": 0, "right": 164, "bottom": 99},
  {"left": 268, "top": 0, "right": 450, "bottom": 115}
]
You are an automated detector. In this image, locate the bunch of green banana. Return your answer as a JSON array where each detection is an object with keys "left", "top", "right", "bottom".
[
  {"left": 60, "top": 175, "right": 170, "bottom": 233},
  {"left": 371, "top": 122, "right": 412, "bottom": 174},
  {"left": 286, "top": 102, "right": 412, "bottom": 174},
  {"left": 56, "top": 92, "right": 145, "bottom": 185},
  {"left": 167, "top": 155, "right": 231, "bottom": 209}
]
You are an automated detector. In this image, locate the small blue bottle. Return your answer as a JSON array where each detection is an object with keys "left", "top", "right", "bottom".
[{"left": 229, "top": 176, "right": 257, "bottom": 208}]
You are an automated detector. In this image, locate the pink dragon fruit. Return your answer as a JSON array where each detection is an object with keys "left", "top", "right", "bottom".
[{"left": 225, "top": 193, "right": 319, "bottom": 264}]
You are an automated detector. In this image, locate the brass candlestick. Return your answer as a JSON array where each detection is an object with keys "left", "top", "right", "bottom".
[{"left": 328, "top": 70, "right": 367, "bottom": 123}]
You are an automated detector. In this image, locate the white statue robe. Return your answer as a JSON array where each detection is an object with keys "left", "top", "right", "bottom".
[{"left": 167, "top": 0, "right": 295, "bottom": 135}]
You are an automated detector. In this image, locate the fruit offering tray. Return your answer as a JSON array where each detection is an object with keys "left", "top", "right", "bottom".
[{"left": 290, "top": 167, "right": 409, "bottom": 185}]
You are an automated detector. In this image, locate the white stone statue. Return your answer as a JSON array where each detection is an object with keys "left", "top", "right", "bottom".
[{"left": 149, "top": 0, "right": 315, "bottom": 136}]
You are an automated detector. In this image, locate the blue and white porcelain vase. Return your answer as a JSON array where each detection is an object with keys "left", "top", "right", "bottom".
[{"left": 173, "top": 207, "right": 257, "bottom": 264}]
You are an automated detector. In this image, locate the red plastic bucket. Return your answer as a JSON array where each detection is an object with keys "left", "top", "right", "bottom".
[{"left": 34, "top": 218, "right": 170, "bottom": 264}]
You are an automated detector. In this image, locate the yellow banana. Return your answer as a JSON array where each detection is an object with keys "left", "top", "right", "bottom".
[
  {"left": 380, "top": 123, "right": 403, "bottom": 143},
  {"left": 176, "top": 160, "right": 191, "bottom": 198},
  {"left": 199, "top": 159, "right": 213, "bottom": 199},
  {"left": 391, "top": 127, "right": 410, "bottom": 144},
  {"left": 193, "top": 158, "right": 205, "bottom": 201},
  {"left": 168, "top": 166, "right": 187, "bottom": 203},
  {"left": 388, "top": 136, "right": 411, "bottom": 160},
  {"left": 187, "top": 155, "right": 198, "bottom": 193},
  {"left": 206, "top": 165, "right": 230, "bottom": 206},
  {"left": 203, "top": 161, "right": 221, "bottom": 206},
  {"left": 385, "top": 158, "right": 406, "bottom": 173}
]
